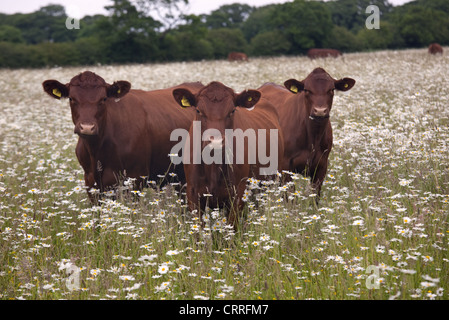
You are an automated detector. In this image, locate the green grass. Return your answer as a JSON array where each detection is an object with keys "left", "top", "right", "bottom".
[{"left": 1, "top": 48, "right": 448, "bottom": 300}]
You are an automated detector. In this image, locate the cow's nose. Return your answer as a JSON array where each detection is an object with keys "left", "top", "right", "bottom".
[
  {"left": 313, "top": 107, "right": 328, "bottom": 117},
  {"left": 79, "top": 123, "right": 97, "bottom": 135}
]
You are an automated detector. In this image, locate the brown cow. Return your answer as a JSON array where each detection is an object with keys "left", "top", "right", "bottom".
[
  {"left": 42, "top": 71, "right": 202, "bottom": 200},
  {"left": 428, "top": 43, "right": 443, "bottom": 54},
  {"left": 227, "top": 52, "right": 249, "bottom": 62},
  {"left": 172, "top": 81, "right": 283, "bottom": 228},
  {"left": 258, "top": 68, "right": 355, "bottom": 200},
  {"left": 307, "top": 48, "right": 342, "bottom": 59}
]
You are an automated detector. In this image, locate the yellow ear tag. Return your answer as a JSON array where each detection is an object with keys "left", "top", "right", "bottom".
[
  {"left": 344, "top": 83, "right": 349, "bottom": 88},
  {"left": 290, "top": 85, "right": 298, "bottom": 93},
  {"left": 248, "top": 96, "right": 252, "bottom": 102},
  {"left": 52, "top": 88, "right": 62, "bottom": 98},
  {"left": 181, "top": 96, "right": 191, "bottom": 108},
  {"left": 117, "top": 89, "right": 121, "bottom": 94}
]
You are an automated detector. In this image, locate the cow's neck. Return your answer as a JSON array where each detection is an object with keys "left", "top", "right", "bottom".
[
  {"left": 79, "top": 135, "right": 103, "bottom": 161},
  {"left": 203, "top": 162, "right": 232, "bottom": 196},
  {"left": 307, "top": 118, "right": 329, "bottom": 144}
]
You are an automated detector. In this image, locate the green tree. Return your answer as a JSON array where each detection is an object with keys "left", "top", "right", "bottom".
[
  {"left": 205, "top": 3, "right": 254, "bottom": 29},
  {"left": 162, "top": 14, "right": 213, "bottom": 61},
  {"left": 325, "top": 0, "right": 393, "bottom": 33},
  {"left": 74, "top": 37, "right": 108, "bottom": 65},
  {"left": 136, "top": 0, "right": 189, "bottom": 31},
  {"left": 100, "top": 0, "right": 162, "bottom": 63},
  {"left": 400, "top": 0, "right": 449, "bottom": 15},
  {"left": 0, "top": 25, "right": 24, "bottom": 43},
  {"left": 37, "top": 42, "right": 81, "bottom": 66},
  {"left": 0, "top": 42, "right": 47, "bottom": 68},
  {"left": 76, "top": 15, "right": 110, "bottom": 39},
  {"left": 241, "top": 5, "right": 277, "bottom": 42},
  {"left": 206, "top": 28, "right": 247, "bottom": 58},
  {"left": 9, "top": 5, "right": 77, "bottom": 44},
  {"left": 325, "top": 25, "right": 361, "bottom": 52},
  {"left": 269, "top": 0, "right": 333, "bottom": 53},
  {"left": 356, "top": 21, "right": 400, "bottom": 50},
  {"left": 249, "top": 30, "right": 291, "bottom": 56},
  {"left": 394, "top": 6, "right": 449, "bottom": 47}
]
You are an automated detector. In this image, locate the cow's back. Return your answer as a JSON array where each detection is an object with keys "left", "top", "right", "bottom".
[
  {"left": 233, "top": 98, "right": 284, "bottom": 179},
  {"left": 307, "top": 48, "right": 341, "bottom": 59},
  {"left": 258, "top": 83, "right": 310, "bottom": 171},
  {"left": 428, "top": 43, "right": 443, "bottom": 54},
  {"left": 258, "top": 83, "right": 297, "bottom": 132},
  {"left": 258, "top": 83, "right": 290, "bottom": 107},
  {"left": 228, "top": 52, "right": 248, "bottom": 61},
  {"left": 101, "top": 83, "right": 200, "bottom": 182}
]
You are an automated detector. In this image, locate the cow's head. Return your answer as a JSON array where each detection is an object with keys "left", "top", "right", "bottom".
[
  {"left": 43, "top": 71, "right": 131, "bottom": 136},
  {"left": 173, "top": 81, "right": 260, "bottom": 149},
  {"left": 284, "top": 68, "right": 355, "bottom": 121}
]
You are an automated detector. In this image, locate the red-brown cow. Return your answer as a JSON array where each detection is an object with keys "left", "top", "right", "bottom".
[
  {"left": 428, "top": 43, "right": 443, "bottom": 55},
  {"left": 42, "top": 71, "right": 202, "bottom": 200},
  {"left": 307, "top": 48, "right": 342, "bottom": 59},
  {"left": 228, "top": 52, "right": 249, "bottom": 62},
  {"left": 258, "top": 68, "right": 355, "bottom": 200},
  {"left": 172, "top": 81, "right": 283, "bottom": 228}
]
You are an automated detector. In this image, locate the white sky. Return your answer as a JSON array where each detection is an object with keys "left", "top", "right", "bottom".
[{"left": 0, "top": 0, "right": 413, "bottom": 19}]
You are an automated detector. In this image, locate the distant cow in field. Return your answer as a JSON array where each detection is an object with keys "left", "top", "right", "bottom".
[
  {"left": 42, "top": 71, "right": 202, "bottom": 200},
  {"left": 428, "top": 43, "right": 443, "bottom": 55},
  {"left": 228, "top": 52, "right": 249, "bottom": 62},
  {"left": 172, "top": 81, "right": 283, "bottom": 228},
  {"left": 258, "top": 68, "right": 355, "bottom": 200},
  {"left": 307, "top": 48, "right": 342, "bottom": 59}
]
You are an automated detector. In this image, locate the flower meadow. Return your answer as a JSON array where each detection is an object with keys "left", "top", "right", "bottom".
[{"left": 0, "top": 49, "right": 448, "bottom": 300}]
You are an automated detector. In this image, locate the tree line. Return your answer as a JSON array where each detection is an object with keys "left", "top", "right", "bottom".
[{"left": 0, "top": 0, "right": 448, "bottom": 68}]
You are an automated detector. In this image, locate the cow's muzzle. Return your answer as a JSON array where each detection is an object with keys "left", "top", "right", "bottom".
[
  {"left": 208, "top": 136, "right": 224, "bottom": 149},
  {"left": 76, "top": 123, "right": 98, "bottom": 136},
  {"left": 310, "top": 107, "right": 330, "bottom": 120}
]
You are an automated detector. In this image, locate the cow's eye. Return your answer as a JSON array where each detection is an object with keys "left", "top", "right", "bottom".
[
  {"left": 69, "top": 97, "right": 73, "bottom": 102},
  {"left": 103, "top": 97, "right": 107, "bottom": 102},
  {"left": 230, "top": 109, "right": 236, "bottom": 116}
]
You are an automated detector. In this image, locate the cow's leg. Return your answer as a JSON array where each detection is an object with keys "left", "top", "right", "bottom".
[
  {"left": 75, "top": 140, "right": 99, "bottom": 204},
  {"left": 187, "top": 185, "right": 203, "bottom": 226},
  {"left": 83, "top": 171, "right": 99, "bottom": 204},
  {"left": 311, "top": 160, "right": 328, "bottom": 203},
  {"left": 227, "top": 183, "right": 246, "bottom": 230}
]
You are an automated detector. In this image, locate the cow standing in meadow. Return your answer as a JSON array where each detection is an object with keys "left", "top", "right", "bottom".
[
  {"left": 258, "top": 68, "right": 355, "bottom": 200},
  {"left": 43, "top": 71, "right": 202, "bottom": 200},
  {"left": 307, "top": 49, "right": 342, "bottom": 59},
  {"left": 428, "top": 43, "right": 443, "bottom": 55},
  {"left": 172, "top": 81, "right": 283, "bottom": 229},
  {"left": 227, "top": 52, "right": 249, "bottom": 62}
]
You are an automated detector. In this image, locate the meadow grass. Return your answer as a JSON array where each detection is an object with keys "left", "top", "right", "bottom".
[{"left": 0, "top": 48, "right": 448, "bottom": 300}]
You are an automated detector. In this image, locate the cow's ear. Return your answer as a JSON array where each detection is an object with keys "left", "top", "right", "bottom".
[
  {"left": 107, "top": 81, "right": 131, "bottom": 98},
  {"left": 235, "top": 90, "right": 260, "bottom": 109},
  {"left": 284, "top": 79, "right": 304, "bottom": 94},
  {"left": 335, "top": 78, "right": 355, "bottom": 91},
  {"left": 173, "top": 88, "right": 196, "bottom": 108},
  {"left": 42, "top": 80, "right": 69, "bottom": 100}
]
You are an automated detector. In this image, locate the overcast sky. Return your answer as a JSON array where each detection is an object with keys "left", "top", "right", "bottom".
[{"left": 1, "top": 0, "right": 413, "bottom": 18}]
